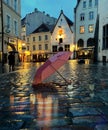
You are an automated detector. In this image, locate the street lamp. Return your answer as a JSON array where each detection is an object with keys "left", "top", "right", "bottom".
[{"left": 22, "top": 43, "right": 26, "bottom": 62}]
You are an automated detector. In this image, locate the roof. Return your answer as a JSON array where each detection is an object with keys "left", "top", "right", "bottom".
[
  {"left": 64, "top": 15, "right": 73, "bottom": 26},
  {"left": 74, "top": 0, "right": 81, "bottom": 13},
  {"left": 31, "top": 23, "right": 55, "bottom": 34},
  {"left": 52, "top": 10, "right": 74, "bottom": 33},
  {"left": 21, "top": 17, "right": 26, "bottom": 26}
]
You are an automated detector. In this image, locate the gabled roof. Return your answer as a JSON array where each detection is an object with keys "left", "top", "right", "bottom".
[
  {"left": 74, "top": 0, "right": 81, "bottom": 13},
  {"left": 31, "top": 23, "right": 55, "bottom": 34},
  {"left": 21, "top": 17, "right": 26, "bottom": 26},
  {"left": 64, "top": 15, "right": 73, "bottom": 26},
  {"left": 52, "top": 10, "right": 73, "bottom": 33}
]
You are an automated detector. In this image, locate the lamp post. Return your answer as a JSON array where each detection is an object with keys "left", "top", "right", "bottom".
[
  {"left": 0, "top": 0, "right": 4, "bottom": 73},
  {"left": 22, "top": 43, "right": 26, "bottom": 62}
]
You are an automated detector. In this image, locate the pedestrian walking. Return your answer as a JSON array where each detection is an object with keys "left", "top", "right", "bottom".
[{"left": 8, "top": 52, "right": 15, "bottom": 71}]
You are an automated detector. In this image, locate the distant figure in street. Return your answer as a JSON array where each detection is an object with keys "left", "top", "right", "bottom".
[{"left": 8, "top": 52, "right": 15, "bottom": 71}]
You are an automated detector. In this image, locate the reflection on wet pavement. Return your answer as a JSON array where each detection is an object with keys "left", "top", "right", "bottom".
[{"left": 0, "top": 60, "right": 108, "bottom": 129}]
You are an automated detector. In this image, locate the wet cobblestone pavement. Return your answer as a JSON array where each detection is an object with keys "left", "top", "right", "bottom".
[{"left": 0, "top": 61, "right": 108, "bottom": 130}]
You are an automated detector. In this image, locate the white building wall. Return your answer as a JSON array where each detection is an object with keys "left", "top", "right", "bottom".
[
  {"left": 98, "top": 0, "right": 108, "bottom": 62},
  {"left": 51, "top": 14, "right": 74, "bottom": 51},
  {"left": 75, "top": 0, "right": 98, "bottom": 47},
  {"left": 0, "top": 0, "right": 21, "bottom": 53}
]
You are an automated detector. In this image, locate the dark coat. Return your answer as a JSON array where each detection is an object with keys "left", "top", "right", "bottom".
[{"left": 8, "top": 53, "right": 15, "bottom": 65}]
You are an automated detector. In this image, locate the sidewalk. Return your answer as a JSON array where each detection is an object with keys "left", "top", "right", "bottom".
[{"left": 0, "top": 62, "right": 34, "bottom": 74}]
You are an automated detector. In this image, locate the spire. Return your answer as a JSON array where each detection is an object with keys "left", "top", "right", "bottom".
[{"left": 61, "top": 10, "right": 63, "bottom": 14}]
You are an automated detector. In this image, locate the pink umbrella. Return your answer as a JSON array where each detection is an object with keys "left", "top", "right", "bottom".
[{"left": 32, "top": 51, "right": 72, "bottom": 86}]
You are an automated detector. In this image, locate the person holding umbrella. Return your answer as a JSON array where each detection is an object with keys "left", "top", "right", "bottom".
[{"left": 8, "top": 52, "right": 15, "bottom": 71}]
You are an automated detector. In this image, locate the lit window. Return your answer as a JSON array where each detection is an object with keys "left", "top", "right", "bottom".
[
  {"left": 22, "top": 26, "right": 26, "bottom": 32},
  {"left": 80, "top": 26, "right": 85, "bottom": 34},
  {"left": 88, "top": 24, "right": 94, "bottom": 33},
  {"left": 58, "top": 29, "right": 63, "bottom": 36}
]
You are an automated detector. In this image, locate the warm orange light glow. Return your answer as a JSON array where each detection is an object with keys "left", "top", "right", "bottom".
[
  {"left": 22, "top": 43, "right": 25, "bottom": 46},
  {"left": 58, "top": 29, "right": 63, "bottom": 36}
]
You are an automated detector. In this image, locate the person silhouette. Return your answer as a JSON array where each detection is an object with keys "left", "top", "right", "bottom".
[{"left": 8, "top": 52, "right": 15, "bottom": 71}]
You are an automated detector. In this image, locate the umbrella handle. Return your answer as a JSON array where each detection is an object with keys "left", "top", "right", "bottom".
[{"left": 51, "top": 65, "right": 69, "bottom": 84}]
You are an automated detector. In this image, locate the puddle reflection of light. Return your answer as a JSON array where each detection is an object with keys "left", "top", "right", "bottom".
[
  {"left": 10, "top": 95, "right": 28, "bottom": 115},
  {"left": 30, "top": 93, "right": 59, "bottom": 127}
]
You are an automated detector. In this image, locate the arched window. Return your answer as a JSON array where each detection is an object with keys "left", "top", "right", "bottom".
[
  {"left": 77, "top": 39, "right": 84, "bottom": 47},
  {"left": 87, "top": 38, "right": 94, "bottom": 47}
]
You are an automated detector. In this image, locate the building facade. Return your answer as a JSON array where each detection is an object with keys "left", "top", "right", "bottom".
[
  {"left": 74, "top": 0, "right": 98, "bottom": 61},
  {"left": 51, "top": 10, "right": 74, "bottom": 58},
  {"left": 0, "top": 0, "right": 21, "bottom": 63},
  {"left": 24, "top": 23, "right": 54, "bottom": 62},
  {"left": 98, "top": 0, "right": 108, "bottom": 62},
  {"left": 21, "top": 8, "right": 57, "bottom": 37}
]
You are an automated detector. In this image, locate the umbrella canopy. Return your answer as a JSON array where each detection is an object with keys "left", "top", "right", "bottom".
[{"left": 32, "top": 51, "right": 72, "bottom": 85}]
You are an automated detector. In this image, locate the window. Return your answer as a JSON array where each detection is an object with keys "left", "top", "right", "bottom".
[
  {"left": 80, "top": 26, "right": 85, "bottom": 34},
  {"left": 103, "top": 24, "right": 108, "bottom": 49},
  {"left": 22, "top": 26, "right": 26, "bottom": 32},
  {"left": 83, "top": 1, "right": 86, "bottom": 8},
  {"left": 33, "top": 37, "right": 35, "bottom": 42},
  {"left": 33, "top": 45, "right": 36, "bottom": 51},
  {"left": 39, "top": 45, "right": 42, "bottom": 50},
  {"left": 95, "top": 0, "right": 98, "bottom": 6},
  {"left": 27, "top": 46, "right": 29, "bottom": 51},
  {"left": 13, "top": 0, "right": 18, "bottom": 11},
  {"left": 45, "top": 44, "right": 48, "bottom": 50},
  {"left": 5, "top": 0, "right": 10, "bottom": 5},
  {"left": 45, "top": 35, "right": 48, "bottom": 40},
  {"left": 65, "top": 45, "right": 70, "bottom": 51},
  {"left": 6, "top": 15, "right": 11, "bottom": 29},
  {"left": 89, "top": 11, "right": 94, "bottom": 20},
  {"left": 39, "top": 36, "right": 41, "bottom": 41},
  {"left": 52, "top": 46, "right": 57, "bottom": 52},
  {"left": 59, "top": 38, "right": 63, "bottom": 44},
  {"left": 80, "top": 13, "right": 85, "bottom": 21},
  {"left": 14, "top": 20, "right": 18, "bottom": 35},
  {"left": 22, "top": 35, "right": 25, "bottom": 40},
  {"left": 89, "top": 0, "right": 92, "bottom": 7},
  {"left": 27, "top": 38, "right": 29, "bottom": 42},
  {"left": 77, "top": 39, "right": 84, "bottom": 47},
  {"left": 88, "top": 24, "right": 94, "bottom": 33}
]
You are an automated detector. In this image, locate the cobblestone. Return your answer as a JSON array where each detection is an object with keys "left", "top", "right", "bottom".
[{"left": 0, "top": 61, "right": 108, "bottom": 129}]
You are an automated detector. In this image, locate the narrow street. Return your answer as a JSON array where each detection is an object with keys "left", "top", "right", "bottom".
[{"left": 0, "top": 60, "right": 108, "bottom": 130}]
